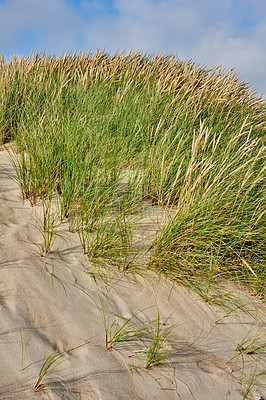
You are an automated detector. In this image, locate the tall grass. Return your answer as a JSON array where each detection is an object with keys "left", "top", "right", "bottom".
[
  {"left": 149, "top": 120, "right": 265, "bottom": 298},
  {"left": 1, "top": 50, "right": 265, "bottom": 298}
]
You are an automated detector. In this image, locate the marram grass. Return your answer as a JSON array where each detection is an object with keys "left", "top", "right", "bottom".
[{"left": 1, "top": 50, "right": 265, "bottom": 299}]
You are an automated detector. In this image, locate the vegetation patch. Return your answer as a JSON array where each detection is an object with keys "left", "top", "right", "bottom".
[{"left": 0, "top": 50, "right": 265, "bottom": 299}]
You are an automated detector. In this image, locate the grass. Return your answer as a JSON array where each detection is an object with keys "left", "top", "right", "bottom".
[
  {"left": 0, "top": 50, "right": 265, "bottom": 300},
  {"left": 143, "top": 310, "right": 176, "bottom": 370},
  {"left": 230, "top": 324, "right": 266, "bottom": 371},
  {"left": 77, "top": 288, "right": 152, "bottom": 351},
  {"left": 33, "top": 341, "right": 90, "bottom": 392},
  {"left": 77, "top": 210, "right": 133, "bottom": 263},
  {"left": 242, "top": 367, "right": 266, "bottom": 400},
  {"left": 37, "top": 193, "right": 61, "bottom": 256},
  {"left": 74, "top": 286, "right": 177, "bottom": 370},
  {"left": 104, "top": 310, "right": 151, "bottom": 352},
  {"left": 235, "top": 330, "right": 266, "bottom": 357},
  {"left": 214, "top": 302, "right": 259, "bottom": 324},
  {"left": 227, "top": 323, "right": 266, "bottom": 399},
  {"left": 125, "top": 309, "right": 177, "bottom": 372},
  {"left": 97, "top": 301, "right": 178, "bottom": 370},
  {"left": 33, "top": 348, "right": 67, "bottom": 392},
  {"left": 19, "top": 322, "right": 34, "bottom": 371}
]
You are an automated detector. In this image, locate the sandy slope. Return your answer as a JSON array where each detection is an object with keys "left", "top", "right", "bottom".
[{"left": 0, "top": 147, "right": 265, "bottom": 400}]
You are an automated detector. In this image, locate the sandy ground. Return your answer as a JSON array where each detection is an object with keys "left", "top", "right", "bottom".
[{"left": 0, "top": 147, "right": 265, "bottom": 400}]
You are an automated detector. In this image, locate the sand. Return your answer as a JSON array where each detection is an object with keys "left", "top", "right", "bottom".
[{"left": 0, "top": 147, "right": 265, "bottom": 400}]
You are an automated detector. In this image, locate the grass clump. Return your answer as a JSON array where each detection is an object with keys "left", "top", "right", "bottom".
[
  {"left": 242, "top": 367, "right": 266, "bottom": 400},
  {"left": 104, "top": 310, "right": 151, "bottom": 352},
  {"left": 33, "top": 349, "right": 66, "bottom": 392},
  {"left": 143, "top": 310, "right": 176, "bottom": 370},
  {"left": 0, "top": 50, "right": 265, "bottom": 298},
  {"left": 38, "top": 193, "right": 61, "bottom": 256},
  {"left": 230, "top": 325, "right": 266, "bottom": 371},
  {"left": 34, "top": 341, "right": 90, "bottom": 392},
  {"left": 228, "top": 324, "right": 266, "bottom": 399}
]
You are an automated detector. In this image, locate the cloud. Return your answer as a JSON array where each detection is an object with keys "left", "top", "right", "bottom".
[
  {"left": 82, "top": 0, "right": 266, "bottom": 95},
  {"left": 0, "top": 0, "right": 83, "bottom": 55},
  {"left": 198, "top": 21, "right": 266, "bottom": 94}
]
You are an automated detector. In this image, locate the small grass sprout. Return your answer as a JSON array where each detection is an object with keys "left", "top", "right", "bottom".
[
  {"left": 214, "top": 302, "right": 257, "bottom": 324},
  {"left": 132, "top": 310, "right": 177, "bottom": 370},
  {"left": 34, "top": 193, "right": 61, "bottom": 256},
  {"left": 236, "top": 329, "right": 266, "bottom": 357},
  {"left": 34, "top": 348, "right": 66, "bottom": 392},
  {"left": 73, "top": 287, "right": 152, "bottom": 352},
  {"left": 105, "top": 310, "right": 151, "bottom": 351},
  {"left": 230, "top": 325, "right": 266, "bottom": 370},
  {"left": 34, "top": 341, "right": 90, "bottom": 392},
  {"left": 144, "top": 310, "right": 176, "bottom": 369},
  {"left": 96, "top": 296, "right": 151, "bottom": 351},
  {"left": 242, "top": 366, "right": 266, "bottom": 400},
  {"left": 19, "top": 321, "right": 34, "bottom": 371}
]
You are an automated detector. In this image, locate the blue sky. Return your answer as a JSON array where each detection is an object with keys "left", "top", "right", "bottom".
[{"left": 0, "top": 0, "right": 265, "bottom": 96}]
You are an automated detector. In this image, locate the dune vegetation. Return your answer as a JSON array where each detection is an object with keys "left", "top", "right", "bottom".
[{"left": 0, "top": 50, "right": 265, "bottom": 300}]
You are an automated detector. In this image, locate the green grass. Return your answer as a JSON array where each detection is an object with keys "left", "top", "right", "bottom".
[
  {"left": 1, "top": 50, "right": 265, "bottom": 300},
  {"left": 77, "top": 287, "right": 178, "bottom": 370},
  {"left": 242, "top": 367, "right": 266, "bottom": 400},
  {"left": 37, "top": 193, "right": 61, "bottom": 256},
  {"left": 143, "top": 310, "right": 176, "bottom": 370},
  {"left": 34, "top": 348, "right": 67, "bottom": 392},
  {"left": 104, "top": 310, "right": 151, "bottom": 352},
  {"left": 34, "top": 341, "right": 90, "bottom": 392},
  {"left": 230, "top": 324, "right": 266, "bottom": 371}
]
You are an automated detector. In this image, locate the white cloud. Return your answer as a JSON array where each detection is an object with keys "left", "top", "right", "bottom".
[
  {"left": 0, "top": 0, "right": 83, "bottom": 54},
  {"left": 82, "top": 0, "right": 266, "bottom": 95},
  {"left": 197, "top": 22, "right": 266, "bottom": 95}
]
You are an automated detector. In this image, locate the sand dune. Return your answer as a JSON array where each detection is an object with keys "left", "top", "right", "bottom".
[{"left": 0, "top": 148, "right": 265, "bottom": 400}]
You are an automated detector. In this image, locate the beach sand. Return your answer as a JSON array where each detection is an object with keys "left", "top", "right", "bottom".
[{"left": 0, "top": 148, "right": 265, "bottom": 400}]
